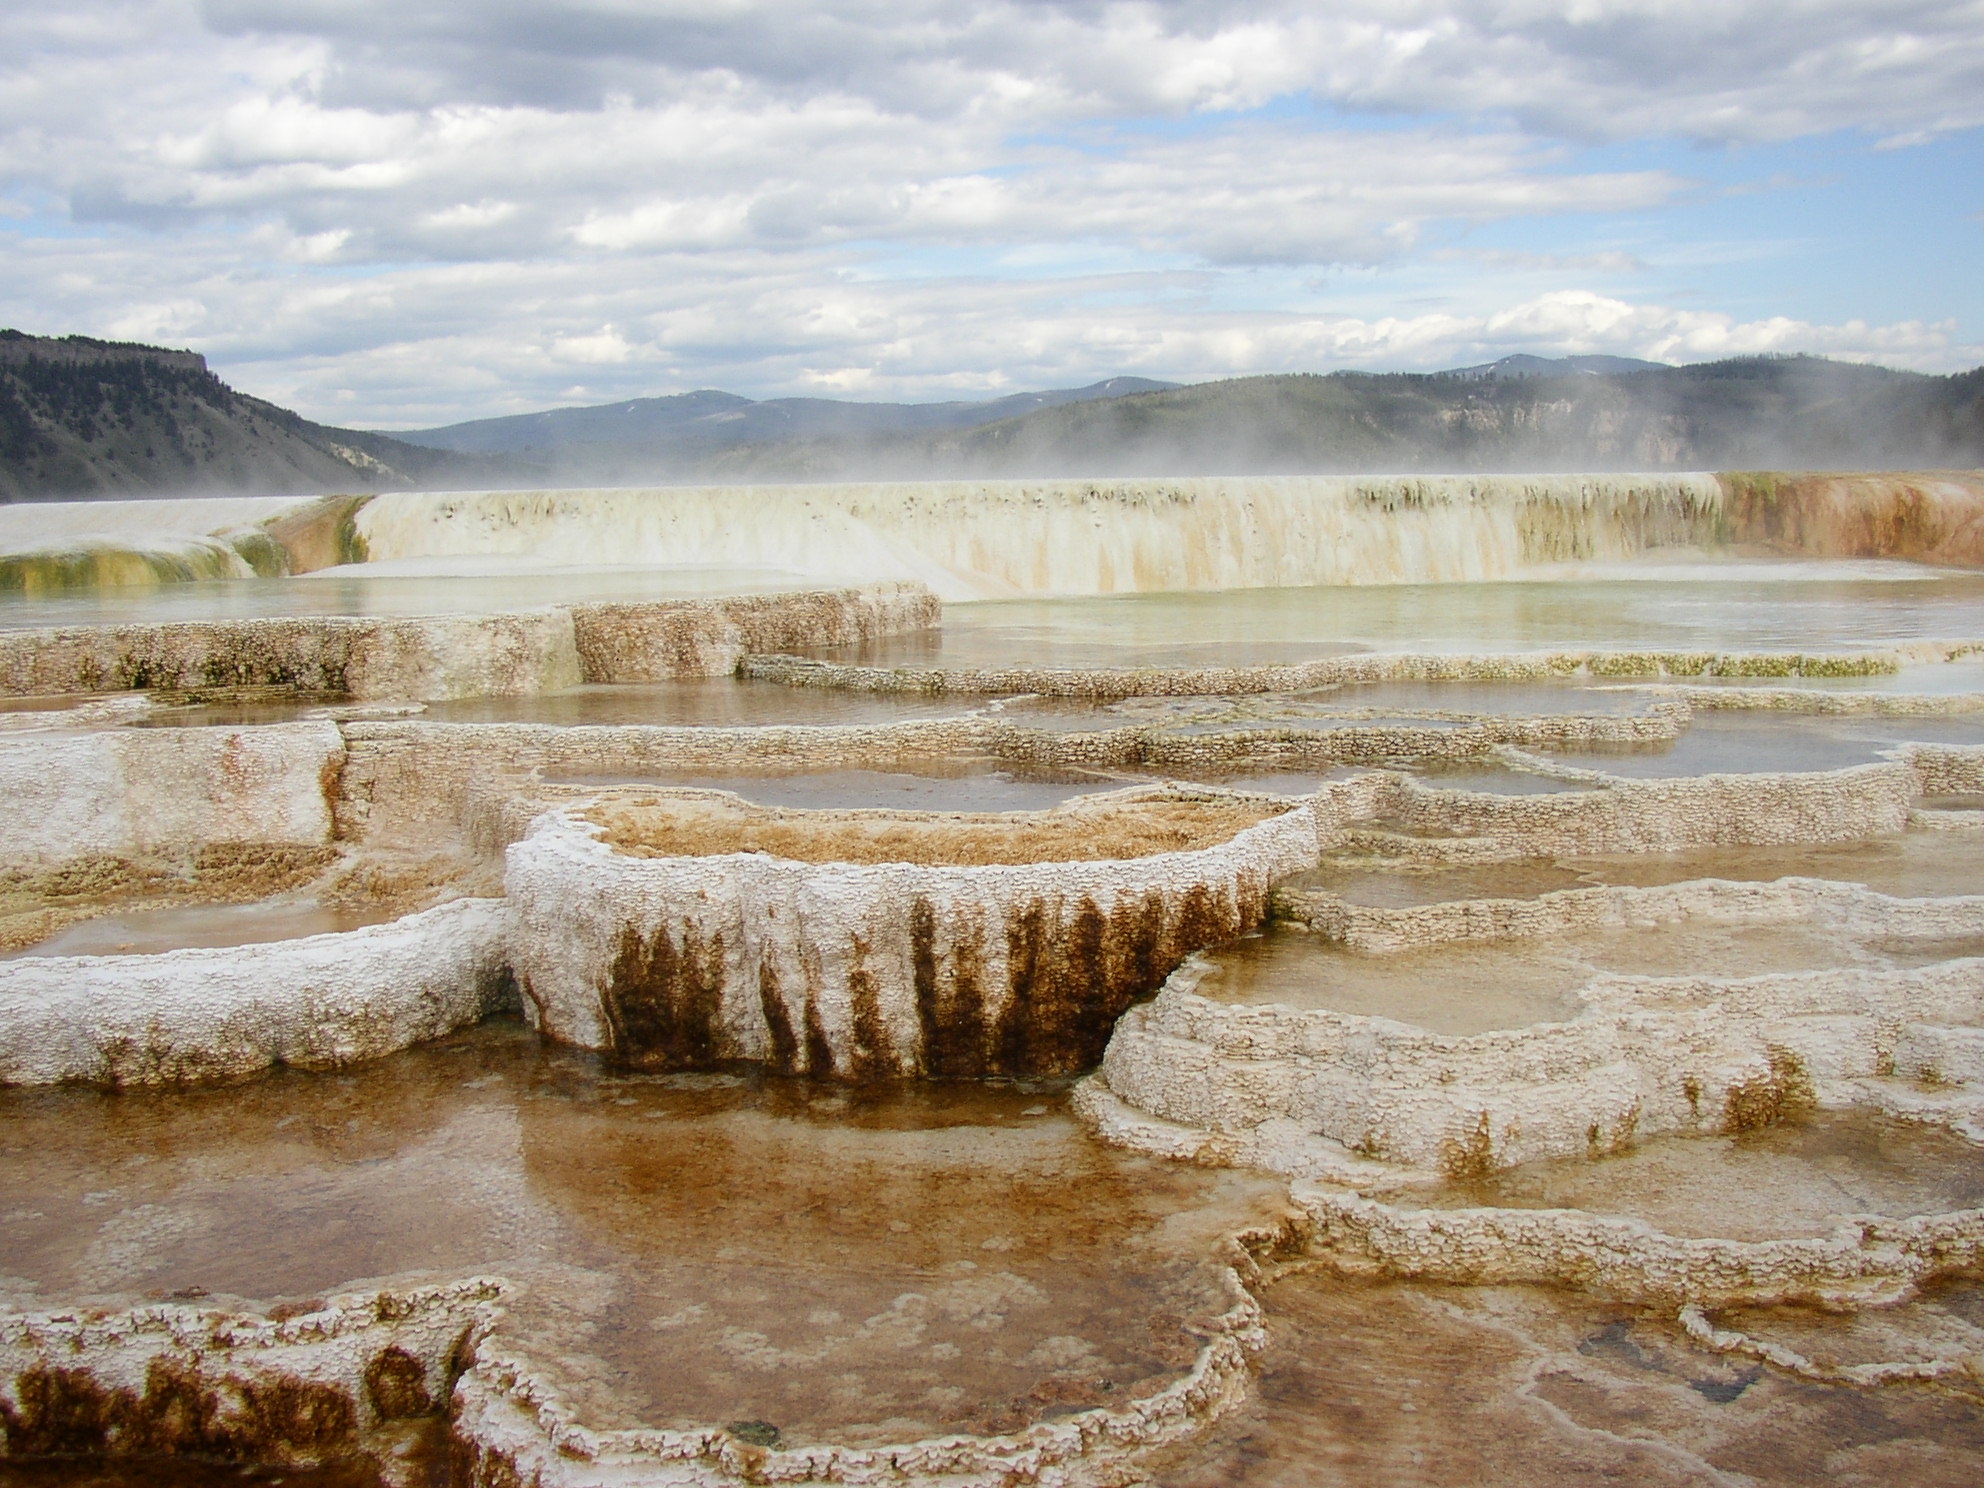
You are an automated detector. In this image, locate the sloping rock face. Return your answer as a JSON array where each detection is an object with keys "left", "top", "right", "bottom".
[{"left": 505, "top": 792, "right": 1319, "bottom": 1079}]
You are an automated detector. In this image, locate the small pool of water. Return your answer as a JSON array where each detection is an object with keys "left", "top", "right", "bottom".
[
  {"left": 1287, "top": 828, "right": 1984, "bottom": 906},
  {"left": 1400, "top": 1111, "right": 1984, "bottom": 1241},
  {"left": 548, "top": 763, "right": 1134, "bottom": 812},
  {"left": 127, "top": 679, "right": 988, "bottom": 731},
  {"left": 1294, "top": 680, "right": 1661, "bottom": 717},
  {"left": 0, "top": 900, "right": 401, "bottom": 959},
  {"left": 1192, "top": 919, "right": 1887, "bottom": 1034},
  {"left": 1193, "top": 927, "right": 1589, "bottom": 1034},
  {"left": 0, "top": 1022, "right": 1287, "bottom": 1448},
  {"left": 1404, "top": 765, "right": 1595, "bottom": 795},
  {"left": 1544, "top": 713, "right": 1984, "bottom": 778},
  {"left": 799, "top": 573, "right": 1984, "bottom": 672}
]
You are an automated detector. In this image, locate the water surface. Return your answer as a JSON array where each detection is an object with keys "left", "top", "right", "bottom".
[{"left": 0, "top": 1022, "right": 1287, "bottom": 1447}]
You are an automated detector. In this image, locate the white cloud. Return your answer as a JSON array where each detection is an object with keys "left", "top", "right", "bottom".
[{"left": 0, "top": 1, "right": 1976, "bottom": 422}]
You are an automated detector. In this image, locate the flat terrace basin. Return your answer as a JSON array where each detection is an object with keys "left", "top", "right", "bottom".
[
  {"left": 120, "top": 678, "right": 985, "bottom": 730},
  {"left": 1401, "top": 764, "right": 1593, "bottom": 795},
  {"left": 0, "top": 897, "right": 400, "bottom": 958},
  {"left": 1543, "top": 712, "right": 1984, "bottom": 777},
  {"left": 1395, "top": 1111, "right": 1984, "bottom": 1243},
  {"left": 585, "top": 791, "right": 1290, "bottom": 866},
  {"left": 801, "top": 570, "right": 1984, "bottom": 669},
  {"left": 1285, "top": 825, "right": 1984, "bottom": 906},
  {"left": 548, "top": 763, "right": 1138, "bottom": 813},
  {"left": 0, "top": 1021, "right": 1287, "bottom": 1448},
  {"left": 1192, "top": 918, "right": 1893, "bottom": 1035}
]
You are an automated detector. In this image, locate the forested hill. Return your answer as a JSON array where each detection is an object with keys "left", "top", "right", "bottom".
[
  {"left": 0, "top": 331, "right": 506, "bottom": 501},
  {"left": 698, "top": 356, "right": 1984, "bottom": 480},
  {"left": 3, "top": 331, "right": 1980, "bottom": 498}
]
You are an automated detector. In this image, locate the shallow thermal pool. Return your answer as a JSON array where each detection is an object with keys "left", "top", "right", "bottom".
[
  {"left": 1540, "top": 711, "right": 1984, "bottom": 777},
  {"left": 545, "top": 762, "right": 1142, "bottom": 812},
  {"left": 1284, "top": 825, "right": 1984, "bottom": 907},
  {"left": 0, "top": 1021, "right": 1288, "bottom": 1448},
  {"left": 798, "top": 569, "right": 1984, "bottom": 670},
  {"left": 1191, "top": 919, "right": 1915, "bottom": 1035},
  {"left": 0, "top": 899, "right": 400, "bottom": 959},
  {"left": 1394, "top": 1110, "right": 1984, "bottom": 1242},
  {"left": 1146, "top": 1272, "right": 1984, "bottom": 1488}
]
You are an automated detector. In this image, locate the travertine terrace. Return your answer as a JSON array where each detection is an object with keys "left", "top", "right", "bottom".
[{"left": 2, "top": 474, "right": 1983, "bottom": 1485}]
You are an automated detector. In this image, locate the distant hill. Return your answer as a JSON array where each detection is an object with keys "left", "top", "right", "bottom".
[
  {"left": 393, "top": 376, "right": 1179, "bottom": 475},
  {"left": 3, "top": 333, "right": 1979, "bottom": 498},
  {"left": 689, "top": 355, "right": 1984, "bottom": 479},
  {"left": 1436, "top": 353, "right": 1666, "bottom": 381},
  {"left": 0, "top": 331, "right": 513, "bottom": 502}
]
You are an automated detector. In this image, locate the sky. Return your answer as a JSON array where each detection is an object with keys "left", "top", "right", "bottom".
[{"left": 1, "top": 2, "right": 1980, "bottom": 428}]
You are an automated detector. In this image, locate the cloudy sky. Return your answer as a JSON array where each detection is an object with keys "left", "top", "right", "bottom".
[{"left": 2, "top": 2, "right": 1980, "bottom": 427}]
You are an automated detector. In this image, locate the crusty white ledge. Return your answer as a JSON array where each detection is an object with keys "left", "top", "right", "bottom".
[{"left": 0, "top": 897, "right": 509, "bottom": 1085}]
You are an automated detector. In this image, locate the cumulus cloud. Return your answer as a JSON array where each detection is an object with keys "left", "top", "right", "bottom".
[{"left": 0, "top": 1, "right": 1977, "bottom": 420}]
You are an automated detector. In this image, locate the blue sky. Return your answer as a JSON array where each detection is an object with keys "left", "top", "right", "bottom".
[{"left": 1, "top": 2, "right": 1979, "bottom": 427}]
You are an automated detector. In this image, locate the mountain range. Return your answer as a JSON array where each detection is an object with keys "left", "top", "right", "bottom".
[{"left": 2, "top": 332, "right": 1979, "bottom": 501}]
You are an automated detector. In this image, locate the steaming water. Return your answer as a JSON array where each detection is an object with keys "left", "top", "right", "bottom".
[
  {"left": 0, "top": 1021, "right": 1286, "bottom": 1446},
  {"left": 810, "top": 572, "right": 1984, "bottom": 669}
]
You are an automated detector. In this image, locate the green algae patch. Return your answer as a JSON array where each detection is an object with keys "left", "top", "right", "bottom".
[{"left": 0, "top": 542, "right": 246, "bottom": 593}]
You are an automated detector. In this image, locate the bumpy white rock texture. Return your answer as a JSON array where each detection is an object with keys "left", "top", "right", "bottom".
[
  {"left": 0, "top": 722, "right": 341, "bottom": 864},
  {"left": 1087, "top": 876, "right": 1984, "bottom": 1178},
  {"left": 1288, "top": 1181, "right": 1984, "bottom": 1311},
  {"left": 570, "top": 582, "right": 939, "bottom": 681},
  {"left": 0, "top": 898, "right": 509, "bottom": 1084},
  {"left": 0, "top": 584, "right": 937, "bottom": 700},
  {"left": 505, "top": 795, "right": 1320, "bottom": 1079}
]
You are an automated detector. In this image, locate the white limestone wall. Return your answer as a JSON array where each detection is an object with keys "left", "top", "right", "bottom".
[
  {"left": 505, "top": 798, "right": 1321, "bottom": 1079},
  {"left": 0, "top": 722, "right": 342, "bottom": 864},
  {"left": 0, "top": 611, "right": 583, "bottom": 702},
  {"left": 0, "top": 584, "right": 936, "bottom": 699},
  {"left": 0, "top": 898, "right": 509, "bottom": 1085}
]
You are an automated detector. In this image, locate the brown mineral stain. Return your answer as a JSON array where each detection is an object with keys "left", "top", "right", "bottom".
[
  {"left": 361, "top": 1347, "right": 433, "bottom": 1422},
  {"left": 599, "top": 923, "right": 726, "bottom": 1068},
  {"left": 1722, "top": 1048, "right": 1816, "bottom": 1135},
  {"left": 0, "top": 1359, "right": 355, "bottom": 1463}
]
